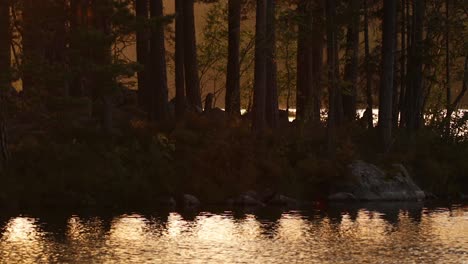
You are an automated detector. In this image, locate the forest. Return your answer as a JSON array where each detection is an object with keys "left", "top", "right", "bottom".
[{"left": 0, "top": 0, "right": 467, "bottom": 209}]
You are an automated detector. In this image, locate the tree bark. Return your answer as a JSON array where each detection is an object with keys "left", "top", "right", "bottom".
[
  {"left": 444, "top": 55, "right": 468, "bottom": 131},
  {"left": 0, "top": 0, "right": 10, "bottom": 168},
  {"left": 398, "top": 0, "right": 406, "bottom": 128},
  {"left": 175, "top": 0, "right": 185, "bottom": 119},
  {"left": 136, "top": 0, "right": 150, "bottom": 109},
  {"left": 379, "top": 0, "right": 397, "bottom": 151},
  {"left": 311, "top": 1, "right": 324, "bottom": 125},
  {"left": 265, "top": 0, "right": 278, "bottom": 128},
  {"left": 21, "top": 0, "right": 39, "bottom": 94},
  {"left": 405, "top": 0, "right": 425, "bottom": 131},
  {"left": 69, "top": 0, "right": 85, "bottom": 97},
  {"left": 295, "top": 1, "right": 311, "bottom": 123},
  {"left": 0, "top": 0, "right": 10, "bottom": 89},
  {"left": 364, "top": 0, "right": 373, "bottom": 129},
  {"left": 183, "top": 0, "right": 202, "bottom": 109},
  {"left": 342, "top": 0, "right": 360, "bottom": 122},
  {"left": 253, "top": 0, "right": 267, "bottom": 133},
  {"left": 326, "top": 0, "right": 339, "bottom": 154},
  {"left": 225, "top": 0, "right": 241, "bottom": 116},
  {"left": 445, "top": 0, "right": 451, "bottom": 120},
  {"left": 149, "top": 0, "right": 169, "bottom": 121}
]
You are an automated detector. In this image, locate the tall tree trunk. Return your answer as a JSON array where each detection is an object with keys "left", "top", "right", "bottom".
[
  {"left": 364, "top": 0, "right": 373, "bottom": 129},
  {"left": 21, "top": 0, "right": 39, "bottom": 94},
  {"left": 175, "top": 0, "right": 185, "bottom": 119},
  {"left": 391, "top": 1, "right": 400, "bottom": 128},
  {"left": 183, "top": 0, "right": 202, "bottom": 109},
  {"left": 225, "top": 0, "right": 241, "bottom": 116},
  {"left": 149, "top": 0, "right": 169, "bottom": 121},
  {"left": 405, "top": 0, "right": 425, "bottom": 131},
  {"left": 0, "top": 0, "right": 10, "bottom": 168},
  {"left": 90, "top": 0, "right": 114, "bottom": 133},
  {"left": 326, "top": 0, "right": 338, "bottom": 154},
  {"left": 296, "top": 1, "right": 311, "bottom": 123},
  {"left": 310, "top": 1, "right": 324, "bottom": 125},
  {"left": 379, "top": 0, "right": 397, "bottom": 151},
  {"left": 69, "top": 0, "right": 85, "bottom": 97},
  {"left": 444, "top": 55, "right": 468, "bottom": 133},
  {"left": 401, "top": 0, "right": 412, "bottom": 127},
  {"left": 342, "top": 0, "right": 360, "bottom": 122},
  {"left": 253, "top": 0, "right": 267, "bottom": 133},
  {"left": 398, "top": 0, "right": 406, "bottom": 128},
  {"left": 265, "top": 0, "right": 278, "bottom": 128},
  {"left": 0, "top": 0, "right": 10, "bottom": 90},
  {"left": 444, "top": 0, "right": 451, "bottom": 120},
  {"left": 136, "top": 0, "right": 149, "bottom": 109}
]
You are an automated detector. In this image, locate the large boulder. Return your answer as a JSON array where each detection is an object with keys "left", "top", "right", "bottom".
[
  {"left": 329, "top": 161, "right": 426, "bottom": 201},
  {"left": 183, "top": 194, "right": 201, "bottom": 208}
]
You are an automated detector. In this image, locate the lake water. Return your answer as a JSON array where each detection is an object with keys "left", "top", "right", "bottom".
[{"left": 1, "top": 203, "right": 467, "bottom": 263}]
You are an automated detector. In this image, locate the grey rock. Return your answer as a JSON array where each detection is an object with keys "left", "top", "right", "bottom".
[
  {"left": 328, "top": 192, "right": 357, "bottom": 201},
  {"left": 335, "top": 160, "right": 426, "bottom": 201},
  {"left": 156, "top": 197, "right": 177, "bottom": 207},
  {"left": 460, "top": 193, "right": 468, "bottom": 201},
  {"left": 229, "top": 193, "right": 265, "bottom": 207},
  {"left": 268, "top": 194, "right": 300, "bottom": 207},
  {"left": 183, "top": 194, "right": 201, "bottom": 208}
]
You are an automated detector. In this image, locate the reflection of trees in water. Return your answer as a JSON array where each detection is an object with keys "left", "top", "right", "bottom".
[{"left": 0, "top": 205, "right": 466, "bottom": 263}]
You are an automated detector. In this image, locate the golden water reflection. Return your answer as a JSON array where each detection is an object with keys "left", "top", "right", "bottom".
[{"left": 1, "top": 205, "right": 467, "bottom": 263}]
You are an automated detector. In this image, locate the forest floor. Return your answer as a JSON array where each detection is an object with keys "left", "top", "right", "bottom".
[{"left": 1, "top": 94, "right": 467, "bottom": 210}]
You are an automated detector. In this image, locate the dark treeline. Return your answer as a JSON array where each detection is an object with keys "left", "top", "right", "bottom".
[{"left": 0, "top": 0, "right": 467, "bottom": 207}]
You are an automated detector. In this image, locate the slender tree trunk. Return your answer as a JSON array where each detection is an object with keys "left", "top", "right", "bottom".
[
  {"left": 398, "top": 0, "right": 406, "bottom": 128},
  {"left": 379, "top": 0, "right": 397, "bottom": 151},
  {"left": 0, "top": 0, "right": 11, "bottom": 168},
  {"left": 445, "top": 0, "right": 451, "bottom": 119},
  {"left": 406, "top": 0, "right": 425, "bottom": 131},
  {"left": 364, "top": 0, "right": 373, "bottom": 129},
  {"left": 175, "top": 0, "right": 185, "bottom": 119},
  {"left": 136, "top": 0, "right": 149, "bottom": 108},
  {"left": 392, "top": 1, "right": 400, "bottom": 128},
  {"left": 326, "top": 0, "right": 338, "bottom": 154},
  {"left": 265, "top": 0, "right": 278, "bottom": 128},
  {"left": 69, "top": 0, "right": 85, "bottom": 97},
  {"left": 311, "top": 1, "right": 324, "bottom": 125},
  {"left": 90, "top": 0, "right": 114, "bottom": 133},
  {"left": 253, "top": 0, "right": 267, "bottom": 133},
  {"left": 149, "top": 0, "right": 169, "bottom": 121},
  {"left": 401, "top": 0, "right": 412, "bottom": 127},
  {"left": 21, "top": 0, "right": 39, "bottom": 94},
  {"left": 296, "top": 1, "right": 311, "bottom": 123},
  {"left": 343, "top": 0, "right": 360, "bottom": 122},
  {"left": 445, "top": 55, "right": 468, "bottom": 130},
  {"left": 225, "top": 0, "right": 241, "bottom": 116},
  {"left": 183, "top": 0, "right": 202, "bottom": 109},
  {"left": 0, "top": 0, "right": 10, "bottom": 89}
]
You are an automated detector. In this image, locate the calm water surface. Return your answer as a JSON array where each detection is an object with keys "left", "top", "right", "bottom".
[{"left": 0, "top": 203, "right": 467, "bottom": 263}]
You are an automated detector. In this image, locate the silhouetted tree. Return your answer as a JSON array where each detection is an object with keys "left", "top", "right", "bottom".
[
  {"left": 183, "top": 0, "right": 202, "bottom": 109},
  {"left": 342, "top": 0, "right": 360, "bottom": 122},
  {"left": 0, "top": 0, "right": 10, "bottom": 168},
  {"left": 0, "top": 0, "right": 10, "bottom": 89},
  {"left": 265, "top": 0, "right": 278, "bottom": 128},
  {"left": 253, "top": 0, "right": 267, "bottom": 133},
  {"left": 149, "top": 0, "right": 169, "bottom": 121},
  {"left": 175, "top": 0, "right": 186, "bottom": 118},
  {"left": 295, "top": 1, "right": 312, "bottom": 123},
  {"left": 225, "top": 0, "right": 241, "bottom": 116},
  {"left": 136, "top": 0, "right": 149, "bottom": 108},
  {"left": 379, "top": 0, "right": 397, "bottom": 151},
  {"left": 326, "top": 0, "right": 339, "bottom": 154},
  {"left": 364, "top": 0, "right": 373, "bottom": 129},
  {"left": 404, "top": 0, "right": 425, "bottom": 131}
]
